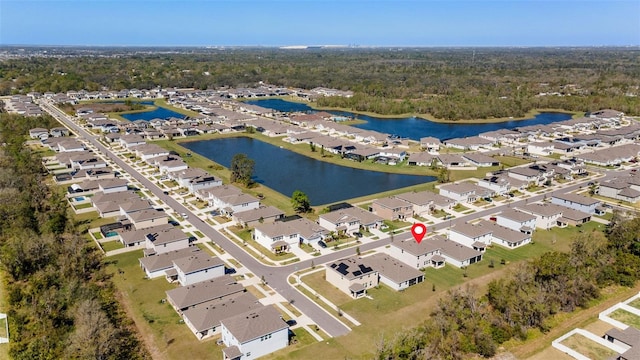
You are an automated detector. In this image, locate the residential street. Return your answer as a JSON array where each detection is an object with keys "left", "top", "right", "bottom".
[{"left": 39, "top": 100, "right": 629, "bottom": 338}]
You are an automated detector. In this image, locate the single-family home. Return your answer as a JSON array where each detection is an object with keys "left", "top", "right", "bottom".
[
  {"left": 318, "top": 206, "right": 383, "bottom": 234},
  {"left": 462, "top": 153, "right": 499, "bottom": 167},
  {"left": 326, "top": 257, "right": 379, "bottom": 298},
  {"left": 389, "top": 238, "right": 445, "bottom": 270},
  {"left": 516, "top": 203, "right": 564, "bottom": 230},
  {"left": 232, "top": 206, "right": 285, "bottom": 228},
  {"left": 495, "top": 209, "right": 536, "bottom": 234},
  {"left": 438, "top": 182, "right": 478, "bottom": 203},
  {"left": 173, "top": 252, "right": 225, "bottom": 286},
  {"left": 166, "top": 275, "right": 245, "bottom": 312},
  {"left": 138, "top": 247, "right": 201, "bottom": 278},
  {"left": 477, "top": 220, "right": 532, "bottom": 249},
  {"left": 603, "top": 326, "right": 640, "bottom": 360},
  {"left": 420, "top": 137, "right": 441, "bottom": 153},
  {"left": 220, "top": 306, "right": 289, "bottom": 360},
  {"left": 253, "top": 218, "right": 329, "bottom": 251},
  {"left": 551, "top": 193, "right": 600, "bottom": 214},
  {"left": 448, "top": 222, "right": 492, "bottom": 251},
  {"left": 362, "top": 253, "right": 424, "bottom": 291},
  {"left": 182, "top": 292, "right": 261, "bottom": 340},
  {"left": 125, "top": 208, "right": 168, "bottom": 230},
  {"left": 393, "top": 190, "right": 454, "bottom": 216},
  {"left": 120, "top": 223, "right": 174, "bottom": 248},
  {"left": 145, "top": 226, "right": 191, "bottom": 255},
  {"left": 370, "top": 197, "right": 413, "bottom": 221},
  {"left": 427, "top": 235, "right": 483, "bottom": 268},
  {"left": 556, "top": 207, "right": 592, "bottom": 227}
]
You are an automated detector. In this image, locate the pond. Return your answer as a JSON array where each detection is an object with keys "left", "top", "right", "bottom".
[
  {"left": 181, "top": 137, "right": 435, "bottom": 206},
  {"left": 245, "top": 99, "right": 573, "bottom": 140},
  {"left": 120, "top": 105, "right": 187, "bottom": 121}
]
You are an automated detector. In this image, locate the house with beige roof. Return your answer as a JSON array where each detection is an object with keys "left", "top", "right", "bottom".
[
  {"left": 362, "top": 253, "right": 425, "bottom": 291},
  {"left": 438, "top": 182, "right": 480, "bottom": 203},
  {"left": 326, "top": 257, "right": 379, "bottom": 298},
  {"left": 139, "top": 247, "right": 201, "bottom": 278},
  {"left": 232, "top": 206, "right": 285, "bottom": 228},
  {"left": 166, "top": 275, "right": 244, "bottom": 312},
  {"left": 551, "top": 193, "right": 600, "bottom": 214},
  {"left": 477, "top": 220, "right": 532, "bottom": 249},
  {"left": 144, "top": 226, "right": 191, "bottom": 255},
  {"left": 495, "top": 209, "right": 536, "bottom": 234},
  {"left": 389, "top": 238, "right": 445, "bottom": 270},
  {"left": 370, "top": 196, "right": 412, "bottom": 221},
  {"left": 516, "top": 203, "right": 565, "bottom": 230},
  {"left": 253, "top": 218, "right": 328, "bottom": 251},
  {"left": 318, "top": 206, "right": 383, "bottom": 235},
  {"left": 448, "top": 222, "right": 493, "bottom": 251}
]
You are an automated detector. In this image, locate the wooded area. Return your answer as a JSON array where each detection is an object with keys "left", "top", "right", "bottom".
[
  {"left": 0, "top": 113, "right": 149, "bottom": 360},
  {"left": 1, "top": 47, "right": 638, "bottom": 120},
  {"left": 374, "top": 215, "right": 640, "bottom": 359}
]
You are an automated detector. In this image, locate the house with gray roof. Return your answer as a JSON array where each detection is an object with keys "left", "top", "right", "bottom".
[
  {"left": 438, "top": 182, "right": 479, "bottom": 203},
  {"left": 462, "top": 153, "right": 499, "bottom": 167},
  {"left": 604, "top": 326, "right": 640, "bottom": 360},
  {"left": 389, "top": 238, "right": 445, "bottom": 270},
  {"left": 428, "top": 235, "right": 483, "bottom": 268},
  {"left": 182, "top": 292, "right": 261, "bottom": 340},
  {"left": 220, "top": 305, "right": 289, "bottom": 360},
  {"left": 326, "top": 257, "right": 379, "bottom": 298},
  {"left": 393, "top": 190, "right": 454, "bottom": 216},
  {"left": 448, "top": 222, "right": 493, "bottom": 251},
  {"left": 138, "top": 246, "right": 201, "bottom": 278},
  {"left": 166, "top": 275, "right": 244, "bottom": 312},
  {"left": 551, "top": 193, "right": 600, "bottom": 214},
  {"left": 598, "top": 174, "right": 640, "bottom": 203},
  {"left": 319, "top": 206, "right": 383, "bottom": 234},
  {"left": 232, "top": 206, "right": 285, "bottom": 228},
  {"left": 144, "top": 226, "right": 190, "bottom": 255},
  {"left": 516, "top": 203, "right": 565, "bottom": 230},
  {"left": 120, "top": 223, "right": 174, "bottom": 248},
  {"left": 362, "top": 253, "right": 425, "bottom": 291},
  {"left": 477, "top": 220, "right": 532, "bottom": 249},
  {"left": 495, "top": 209, "right": 536, "bottom": 234},
  {"left": 370, "top": 196, "right": 413, "bottom": 221},
  {"left": 173, "top": 252, "right": 225, "bottom": 286}
]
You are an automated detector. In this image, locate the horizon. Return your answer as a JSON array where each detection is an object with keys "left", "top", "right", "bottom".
[{"left": 1, "top": 0, "right": 639, "bottom": 47}]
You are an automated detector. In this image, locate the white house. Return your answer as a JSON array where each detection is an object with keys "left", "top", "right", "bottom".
[
  {"left": 516, "top": 203, "right": 564, "bottom": 230},
  {"left": 448, "top": 222, "right": 492, "bottom": 251},
  {"left": 438, "top": 182, "right": 478, "bottom": 203},
  {"left": 477, "top": 220, "right": 532, "bottom": 249},
  {"left": 326, "top": 257, "right": 379, "bottom": 298},
  {"left": 145, "top": 227, "right": 191, "bottom": 255},
  {"left": 173, "top": 252, "right": 225, "bottom": 286},
  {"left": 495, "top": 209, "right": 536, "bottom": 234},
  {"left": 220, "top": 306, "right": 289, "bottom": 360},
  {"left": 253, "top": 218, "right": 328, "bottom": 250},
  {"left": 551, "top": 193, "right": 600, "bottom": 214},
  {"left": 389, "top": 238, "right": 445, "bottom": 270},
  {"left": 138, "top": 247, "right": 201, "bottom": 278},
  {"left": 318, "top": 206, "right": 383, "bottom": 234},
  {"left": 428, "top": 235, "right": 483, "bottom": 268},
  {"left": 363, "top": 253, "right": 425, "bottom": 291}
]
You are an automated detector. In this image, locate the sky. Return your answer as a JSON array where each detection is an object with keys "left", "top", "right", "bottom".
[{"left": 1, "top": 0, "right": 639, "bottom": 47}]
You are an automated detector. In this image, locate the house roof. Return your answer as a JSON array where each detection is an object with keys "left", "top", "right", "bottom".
[
  {"left": 462, "top": 152, "right": 498, "bottom": 165},
  {"left": 221, "top": 305, "right": 288, "bottom": 344},
  {"left": 373, "top": 196, "right": 411, "bottom": 210},
  {"left": 255, "top": 217, "right": 327, "bottom": 240},
  {"left": 327, "top": 257, "right": 377, "bottom": 280},
  {"left": 138, "top": 246, "right": 200, "bottom": 272},
  {"left": 362, "top": 253, "right": 424, "bottom": 284},
  {"left": 497, "top": 209, "right": 536, "bottom": 223},
  {"left": 450, "top": 222, "right": 492, "bottom": 239},
  {"left": 439, "top": 182, "right": 478, "bottom": 195},
  {"left": 182, "top": 292, "right": 261, "bottom": 333},
  {"left": 320, "top": 206, "right": 383, "bottom": 227},
  {"left": 394, "top": 190, "right": 451, "bottom": 207},
  {"left": 119, "top": 198, "right": 153, "bottom": 213},
  {"left": 558, "top": 207, "right": 591, "bottom": 221},
  {"left": 233, "top": 206, "right": 284, "bottom": 223},
  {"left": 146, "top": 227, "right": 189, "bottom": 246},
  {"left": 166, "top": 275, "right": 244, "bottom": 309},
  {"left": 552, "top": 193, "right": 600, "bottom": 206},
  {"left": 517, "top": 203, "right": 564, "bottom": 217},
  {"left": 173, "top": 252, "right": 224, "bottom": 274},
  {"left": 391, "top": 238, "right": 441, "bottom": 257},
  {"left": 477, "top": 220, "right": 531, "bottom": 244},
  {"left": 128, "top": 208, "right": 167, "bottom": 223},
  {"left": 429, "top": 235, "right": 483, "bottom": 262}
]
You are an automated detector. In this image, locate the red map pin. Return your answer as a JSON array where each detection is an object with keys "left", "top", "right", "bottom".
[{"left": 411, "top": 223, "right": 427, "bottom": 244}]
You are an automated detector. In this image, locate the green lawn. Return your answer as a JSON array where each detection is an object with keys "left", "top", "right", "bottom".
[
  {"left": 107, "top": 251, "right": 221, "bottom": 360},
  {"left": 102, "top": 240, "right": 125, "bottom": 252},
  {"left": 0, "top": 271, "right": 9, "bottom": 360},
  {"left": 609, "top": 308, "right": 640, "bottom": 329},
  {"left": 560, "top": 333, "right": 618, "bottom": 360},
  {"left": 229, "top": 227, "right": 297, "bottom": 262},
  {"left": 628, "top": 298, "right": 640, "bottom": 310}
]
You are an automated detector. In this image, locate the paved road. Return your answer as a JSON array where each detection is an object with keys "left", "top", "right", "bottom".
[{"left": 40, "top": 100, "right": 628, "bottom": 337}]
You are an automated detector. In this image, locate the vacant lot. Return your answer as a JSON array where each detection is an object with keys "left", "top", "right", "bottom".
[{"left": 560, "top": 333, "right": 618, "bottom": 359}]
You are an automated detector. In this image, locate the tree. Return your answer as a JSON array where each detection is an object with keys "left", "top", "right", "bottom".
[
  {"left": 291, "top": 190, "right": 311, "bottom": 213},
  {"left": 437, "top": 167, "right": 451, "bottom": 183},
  {"left": 230, "top": 153, "right": 255, "bottom": 186}
]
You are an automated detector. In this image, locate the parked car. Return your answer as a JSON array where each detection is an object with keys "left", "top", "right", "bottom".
[
  {"left": 317, "top": 240, "right": 327, "bottom": 248},
  {"left": 484, "top": 197, "right": 493, "bottom": 202},
  {"left": 353, "top": 232, "right": 363, "bottom": 238},
  {"left": 286, "top": 319, "right": 297, "bottom": 326}
]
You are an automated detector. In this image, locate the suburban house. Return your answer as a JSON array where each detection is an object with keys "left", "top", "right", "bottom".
[
  {"left": 477, "top": 175, "right": 526, "bottom": 196},
  {"left": 508, "top": 166, "right": 548, "bottom": 185},
  {"left": 604, "top": 326, "right": 640, "bottom": 360},
  {"left": 172, "top": 252, "right": 225, "bottom": 286},
  {"left": 495, "top": 209, "right": 536, "bottom": 234},
  {"left": 182, "top": 292, "right": 261, "bottom": 340},
  {"left": 515, "top": 203, "right": 565, "bottom": 230},
  {"left": 144, "top": 226, "right": 191, "bottom": 255},
  {"left": 407, "top": 152, "right": 436, "bottom": 166},
  {"left": 170, "top": 168, "right": 222, "bottom": 193},
  {"left": 232, "top": 206, "right": 285, "bottom": 228},
  {"left": 220, "top": 305, "right": 289, "bottom": 360},
  {"left": 202, "top": 185, "right": 260, "bottom": 215},
  {"left": 362, "top": 253, "right": 425, "bottom": 291},
  {"left": 135, "top": 144, "right": 170, "bottom": 162},
  {"left": 116, "top": 221, "right": 173, "bottom": 247},
  {"left": 462, "top": 153, "right": 500, "bottom": 167},
  {"left": 438, "top": 182, "right": 479, "bottom": 203},
  {"left": 556, "top": 207, "right": 592, "bottom": 227},
  {"left": 389, "top": 238, "right": 446, "bottom": 270},
  {"left": 326, "top": 257, "right": 379, "bottom": 298},
  {"left": 551, "top": 193, "right": 601, "bottom": 214},
  {"left": 420, "top": 137, "right": 441, "bottom": 153},
  {"left": 318, "top": 206, "right": 383, "bottom": 235},
  {"left": 477, "top": 220, "right": 532, "bottom": 249},
  {"left": 448, "top": 222, "right": 493, "bottom": 251},
  {"left": 393, "top": 190, "right": 455, "bottom": 216},
  {"left": 138, "top": 247, "right": 202, "bottom": 278},
  {"left": 427, "top": 235, "right": 484, "bottom": 268},
  {"left": 253, "top": 218, "right": 328, "bottom": 251},
  {"left": 527, "top": 142, "right": 555, "bottom": 156},
  {"left": 92, "top": 191, "right": 141, "bottom": 218},
  {"left": 119, "top": 134, "right": 147, "bottom": 148},
  {"left": 597, "top": 174, "right": 640, "bottom": 203},
  {"left": 125, "top": 208, "right": 168, "bottom": 230},
  {"left": 166, "top": 275, "right": 245, "bottom": 312},
  {"left": 370, "top": 197, "right": 413, "bottom": 221}
]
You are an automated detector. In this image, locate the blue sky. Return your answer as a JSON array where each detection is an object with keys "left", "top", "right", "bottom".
[{"left": 1, "top": 0, "right": 638, "bottom": 46}]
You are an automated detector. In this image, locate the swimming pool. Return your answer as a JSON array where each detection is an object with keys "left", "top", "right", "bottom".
[{"left": 74, "top": 196, "right": 86, "bottom": 201}]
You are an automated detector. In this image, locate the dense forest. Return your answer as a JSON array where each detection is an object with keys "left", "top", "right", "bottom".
[
  {"left": 375, "top": 215, "right": 640, "bottom": 359},
  {"left": 1, "top": 47, "right": 639, "bottom": 119},
  {"left": 0, "top": 113, "right": 149, "bottom": 359}
]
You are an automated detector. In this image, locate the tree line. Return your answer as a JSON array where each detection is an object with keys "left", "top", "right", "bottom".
[
  {"left": 0, "top": 113, "right": 149, "bottom": 359},
  {"left": 375, "top": 214, "right": 640, "bottom": 359},
  {"left": 1, "top": 47, "right": 638, "bottom": 119}
]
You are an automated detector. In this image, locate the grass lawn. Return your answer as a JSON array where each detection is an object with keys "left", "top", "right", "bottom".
[
  {"left": 263, "top": 327, "right": 319, "bottom": 360},
  {"left": 0, "top": 271, "right": 9, "bottom": 360},
  {"left": 559, "top": 333, "right": 618, "bottom": 359},
  {"left": 229, "top": 227, "right": 297, "bottom": 262},
  {"left": 628, "top": 298, "right": 640, "bottom": 310},
  {"left": 102, "top": 240, "right": 125, "bottom": 252},
  {"left": 106, "top": 251, "right": 221, "bottom": 360},
  {"left": 92, "top": 231, "right": 104, "bottom": 240},
  {"left": 281, "top": 302, "right": 302, "bottom": 317},
  {"left": 245, "top": 285, "right": 267, "bottom": 299},
  {"left": 609, "top": 308, "right": 640, "bottom": 329},
  {"left": 193, "top": 230, "right": 205, "bottom": 238}
]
